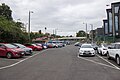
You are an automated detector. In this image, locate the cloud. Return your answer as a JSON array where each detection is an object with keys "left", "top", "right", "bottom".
[{"left": 0, "top": 0, "right": 119, "bottom": 36}]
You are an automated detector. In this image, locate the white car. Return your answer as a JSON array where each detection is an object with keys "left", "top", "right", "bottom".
[
  {"left": 78, "top": 44, "right": 95, "bottom": 56},
  {"left": 98, "top": 43, "right": 108, "bottom": 56},
  {"left": 107, "top": 43, "right": 120, "bottom": 65}
]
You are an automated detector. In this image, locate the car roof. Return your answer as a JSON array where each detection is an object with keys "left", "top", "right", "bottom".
[{"left": 81, "top": 43, "right": 92, "bottom": 45}]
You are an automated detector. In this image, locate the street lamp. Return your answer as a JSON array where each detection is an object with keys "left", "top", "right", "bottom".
[
  {"left": 28, "top": 11, "right": 33, "bottom": 42},
  {"left": 90, "top": 24, "right": 94, "bottom": 44},
  {"left": 83, "top": 23, "right": 87, "bottom": 42}
]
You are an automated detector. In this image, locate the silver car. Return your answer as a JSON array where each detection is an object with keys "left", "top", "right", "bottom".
[{"left": 11, "top": 43, "right": 33, "bottom": 55}]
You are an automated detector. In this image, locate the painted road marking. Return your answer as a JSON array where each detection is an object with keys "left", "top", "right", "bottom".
[
  {"left": 96, "top": 54, "right": 120, "bottom": 70},
  {"left": 77, "top": 55, "right": 120, "bottom": 70},
  {"left": 0, "top": 50, "right": 46, "bottom": 70}
]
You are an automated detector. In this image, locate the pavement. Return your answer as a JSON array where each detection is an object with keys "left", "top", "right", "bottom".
[{"left": 0, "top": 45, "right": 120, "bottom": 80}]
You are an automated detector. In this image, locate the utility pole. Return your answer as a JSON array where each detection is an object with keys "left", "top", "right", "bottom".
[
  {"left": 83, "top": 23, "right": 87, "bottom": 42},
  {"left": 28, "top": 11, "right": 33, "bottom": 43},
  {"left": 90, "top": 24, "right": 94, "bottom": 44}
]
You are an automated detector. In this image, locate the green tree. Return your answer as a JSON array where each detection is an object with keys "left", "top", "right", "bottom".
[
  {"left": 0, "top": 3, "right": 12, "bottom": 20},
  {"left": 76, "top": 30, "right": 86, "bottom": 37}
]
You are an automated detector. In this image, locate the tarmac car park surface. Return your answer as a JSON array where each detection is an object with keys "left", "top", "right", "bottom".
[{"left": 0, "top": 45, "right": 120, "bottom": 80}]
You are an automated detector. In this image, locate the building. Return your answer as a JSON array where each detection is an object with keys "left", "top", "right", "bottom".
[
  {"left": 111, "top": 2, "right": 120, "bottom": 38},
  {"left": 95, "top": 28, "right": 104, "bottom": 41},
  {"left": 106, "top": 9, "right": 113, "bottom": 36},
  {"left": 103, "top": 19, "right": 108, "bottom": 36}
]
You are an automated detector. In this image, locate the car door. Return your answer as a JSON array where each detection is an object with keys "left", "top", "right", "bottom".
[
  {"left": 0, "top": 44, "right": 7, "bottom": 56},
  {"left": 110, "top": 44, "right": 117, "bottom": 58},
  {"left": 115, "top": 44, "right": 120, "bottom": 58},
  {"left": 108, "top": 44, "right": 115, "bottom": 58}
]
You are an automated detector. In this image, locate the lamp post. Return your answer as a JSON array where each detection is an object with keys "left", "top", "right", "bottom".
[
  {"left": 83, "top": 23, "right": 87, "bottom": 42},
  {"left": 90, "top": 24, "right": 94, "bottom": 44},
  {"left": 28, "top": 11, "right": 33, "bottom": 43}
]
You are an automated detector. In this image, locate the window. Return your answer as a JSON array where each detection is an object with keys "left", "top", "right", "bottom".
[
  {"left": 115, "top": 7, "right": 119, "bottom": 13},
  {"left": 115, "top": 44, "right": 120, "bottom": 49},
  {"left": 115, "top": 16, "right": 118, "bottom": 31},
  {"left": 109, "top": 12, "right": 112, "bottom": 33},
  {"left": 105, "top": 23, "right": 108, "bottom": 34}
]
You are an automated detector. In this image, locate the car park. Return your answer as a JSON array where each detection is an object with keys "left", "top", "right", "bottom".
[
  {"left": 107, "top": 42, "right": 120, "bottom": 65},
  {"left": 11, "top": 43, "right": 33, "bottom": 55},
  {"left": 0, "top": 43, "right": 25, "bottom": 59},
  {"left": 78, "top": 43, "right": 95, "bottom": 56},
  {"left": 24, "top": 43, "right": 42, "bottom": 51}
]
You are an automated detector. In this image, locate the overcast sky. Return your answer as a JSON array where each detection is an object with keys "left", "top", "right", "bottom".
[{"left": 0, "top": 0, "right": 119, "bottom": 36}]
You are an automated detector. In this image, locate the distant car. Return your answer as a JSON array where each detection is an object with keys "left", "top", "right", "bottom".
[
  {"left": 35, "top": 43, "right": 48, "bottom": 49},
  {"left": 24, "top": 43, "right": 42, "bottom": 51},
  {"left": 47, "top": 42, "right": 57, "bottom": 48},
  {"left": 92, "top": 44, "right": 99, "bottom": 54},
  {"left": 74, "top": 42, "right": 80, "bottom": 46},
  {"left": 11, "top": 43, "right": 33, "bottom": 55},
  {"left": 0, "top": 43, "right": 25, "bottom": 59},
  {"left": 107, "top": 43, "right": 120, "bottom": 65},
  {"left": 78, "top": 44, "right": 95, "bottom": 56},
  {"left": 98, "top": 43, "right": 108, "bottom": 56}
]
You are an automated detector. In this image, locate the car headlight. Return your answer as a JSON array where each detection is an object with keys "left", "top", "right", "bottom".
[
  {"left": 79, "top": 50, "right": 84, "bottom": 53},
  {"left": 12, "top": 49, "right": 18, "bottom": 52}
]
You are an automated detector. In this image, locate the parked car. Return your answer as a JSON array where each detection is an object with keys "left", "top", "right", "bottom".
[
  {"left": 35, "top": 43, "right": 48, "bottom": 49},
  {"left": 47, "top": 42, "right": 57, "bottom": 48},
  {"left": 0, "top": 43, "right": 25, "bottom": 59},
  {"left": 74, "top": 42, "right": 80, "bottom": 46},
  {"left": 11, "top": 43, "right": 33, "bottom": 55},
  {"left": 107, "top": 42, "right": 120, "bottom": 65},
  {"left": 98, "top": 43, "right": 108, "bottom": 56},
  {"left": 78, "top": 43, "right": 95, "bottom": 56},
  {"left": 24, "top": 43, "right": 42, "bottom": 51},
  {"left": 91, "top": 43, "right": 99, "bottom": 54}
]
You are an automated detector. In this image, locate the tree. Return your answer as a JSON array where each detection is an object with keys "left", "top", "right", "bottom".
[
  {"left": 76, "top": 30, "right": 86, "bottom": 37},
  {"left": 0, "top": 3, "right": 12, "bottom": 20},
  {"left": 0, "top": 16, "right": 28, "bottom": 43}
]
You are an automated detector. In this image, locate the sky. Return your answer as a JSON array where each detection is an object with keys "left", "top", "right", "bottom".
[{"left": 0, "top": 0, "right": 119, "bottom": 36}]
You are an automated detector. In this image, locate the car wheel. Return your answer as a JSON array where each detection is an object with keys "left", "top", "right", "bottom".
[
  {"left": 107, "top": 52, "right": 111, "bottom": 60},
  {"left": 116, "top": 56, "right": 120, "bottom": 65},
  {"left": 6, "top": 52, "right": 12, "bottom": 59}
]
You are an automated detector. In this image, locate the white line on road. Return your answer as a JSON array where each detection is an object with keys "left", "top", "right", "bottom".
[
  {"left": 96, "top": 54, "right": 120, "bottom": 70},
  {"left": 0, "top": 50, "right": 46, "bottom": 70},
  {"left": 77, "top": 55, "right": 120, "bottom": 70}
]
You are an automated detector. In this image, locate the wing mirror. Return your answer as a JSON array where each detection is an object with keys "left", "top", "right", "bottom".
[{"left": 1, "top": 46, "right": 6, "bottom": 49}]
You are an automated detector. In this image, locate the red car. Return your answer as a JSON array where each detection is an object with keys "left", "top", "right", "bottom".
[
  {"left": 24, "top": 44, "right": 42, "bottom": 51},
  {"left": 0, "top": 43, "right": 25, "bottom": 59}
]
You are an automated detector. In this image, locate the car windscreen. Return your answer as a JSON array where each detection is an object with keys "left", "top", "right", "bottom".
[
  {"left": 103, "top": 44, "right": 108, "bottom": 47},
  {"left": 81, "top": 45, "right": 93, "bottom": 48},
  {"left": 5, "top": 44, "right": 17, "bottom": 48},
  {"left": 15, "top": 44, "right": 26, "bottom": 48},
  {"left": 32, "top": 44, "right": 36, "bottom": 46}
]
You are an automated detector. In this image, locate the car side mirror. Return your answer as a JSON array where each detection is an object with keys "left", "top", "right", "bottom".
[{"left": 1, "top": 46, "right": 6, "bottom": 49}]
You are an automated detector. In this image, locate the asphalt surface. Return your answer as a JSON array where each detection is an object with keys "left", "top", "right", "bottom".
[{"left": 0, "top": 45, "right": 120, "bottom": 80}]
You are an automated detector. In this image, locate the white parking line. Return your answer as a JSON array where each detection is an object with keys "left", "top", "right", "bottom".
[
  {"left": 77, "top": 55, "right": 120, "bottom": 70},
  {"left": 0, "top": 50, "right": 46, "bottom": 70},
  {"left": 96, "top": 54, "right": 120, "bottom": 70}
]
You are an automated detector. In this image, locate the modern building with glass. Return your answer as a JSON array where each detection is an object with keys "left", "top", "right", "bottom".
[{"left": 103, "top": 2, "right": 120, "bottom": 42}]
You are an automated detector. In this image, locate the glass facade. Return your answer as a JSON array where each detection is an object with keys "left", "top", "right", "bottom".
[
  {"left": 115, "top": 16, "right": 118, "bottom": 31},
  {"left": 109, "top": 12, "right": 112, "bottom": 33},
  {"left": 115, "top": 7, "right": 119, "bottom": 13},
  {"left": 105, "top": 23, "right": 108, "bottom": 34}
]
